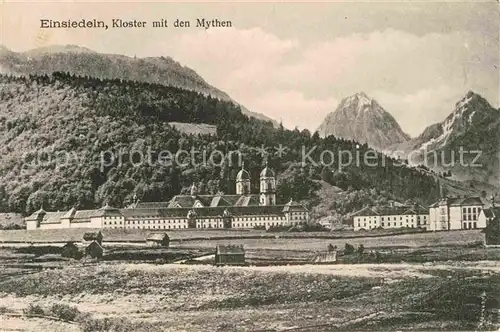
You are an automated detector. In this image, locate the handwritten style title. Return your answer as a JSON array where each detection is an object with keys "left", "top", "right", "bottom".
[{"left": 40, "top": 18, "right": 232, "bottom": 30}]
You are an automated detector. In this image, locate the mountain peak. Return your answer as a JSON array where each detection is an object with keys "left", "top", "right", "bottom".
[
  {"left": 341, "top": 92, "right": 374, "bottom": 111},
  {"left": 355, "top": 91, "right": 369, "bottom": 99},
  {"left": 317, "top": 92, "right": 409, "bottom": 150}
]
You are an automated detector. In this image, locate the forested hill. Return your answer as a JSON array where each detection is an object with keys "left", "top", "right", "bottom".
[
  {"left": 0, "top": 73, "right": 443, "bottom": 216},
  {"left": 0, "top": 45, "right": 277, "bottom": 125}
]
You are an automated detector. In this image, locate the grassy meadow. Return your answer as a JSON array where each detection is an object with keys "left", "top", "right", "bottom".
[
  {"left": 0, "top": 262, "right": 499, "bottom": 331},
  {"left": 0, "top": 229, "right": 498, "bottom": 331}
]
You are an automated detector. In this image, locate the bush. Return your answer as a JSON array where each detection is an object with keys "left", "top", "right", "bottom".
[
  {"left": 301, "top": 223, "right": 329, "bottom": 232},
  {"left": 1, "top": 223, "right": 25, "bottom": 230},
  {"left": 357, "top": 244, "right": 365, "bottom": 255},
  {"left": 79, "top": 316, "right": 137, "bottom": 332},
  {"left": 344, "top": 243, "right": 355, "bottom": 255},
  {"left": 80, "top": 316, "right": 114, "bottom": 332},
  {"left": 16, "top": 245, "right": 62, "bottom": 256},
  {"left": 50, "top": 303, "right": 81, "bottom": 321},
  {"left": 0, "top": 306, "right": 13, "bottom": 314},
  {"left": 23, "top": 303, "right": 46, "bottom": 316},
  {"left": 266, "top": 225, "right": 291, "bottom": 232}
]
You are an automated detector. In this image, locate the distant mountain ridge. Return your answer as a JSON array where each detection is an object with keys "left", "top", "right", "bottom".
[
  {"left": 317, "top": 92, "right": 410, "bottom": 151},
  {"left": 388, "top": 91, "right": 500, "bottom": 187},
  {"left": 0, "top": 44, "right": 277, "bottom": 125}
]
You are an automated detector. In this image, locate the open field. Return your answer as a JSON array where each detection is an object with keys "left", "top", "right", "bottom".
[
  {"left": 0, "top": 227, "right": 427, "bottom": 244},
  {"left": 0, "top": 262, "right": 499, "bottom": 331},
  {"left": 0, "top": 228, "right": 499, "bottom": 331},
  {"left": 174, "top": 230, "right": 484, "bottom": 251}
]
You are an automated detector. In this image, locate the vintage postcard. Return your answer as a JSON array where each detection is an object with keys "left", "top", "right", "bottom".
[{"left": 0, "top": 1, "right": 499, "bottom": 331}]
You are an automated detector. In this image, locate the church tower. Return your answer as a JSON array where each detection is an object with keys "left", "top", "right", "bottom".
[
  {"left": 260, "top": 161, "right": 276, "bottom": 206},
  {"left": 236, "top": 162, "right": 251, "bottom": 195},
  {"left": 190, "top": 182, "right": 198, "bottom": 197}
]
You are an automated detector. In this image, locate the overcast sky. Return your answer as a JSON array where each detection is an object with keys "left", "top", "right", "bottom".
[{"left": 1, "top": 1, "right": 499, "bottom": 136}]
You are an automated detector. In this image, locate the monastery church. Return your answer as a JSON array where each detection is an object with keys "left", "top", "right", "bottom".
[{"left": 25, "top": 163, "right": 309, "bottom": 230}]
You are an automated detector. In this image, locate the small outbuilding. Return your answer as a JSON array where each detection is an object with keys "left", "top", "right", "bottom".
[
  {"left": 146, "top": 232, "right": 170, "bottom": 247},
  {"left": 85, "top": 240, "right": 104, "bottom": 259},
  {"left": 61, "top": 241, "right": 82, "bottom": 259},
  {"left": 312, "top": 251, "right": 337, "bottom": 263},
  {"left": 214, "top": 244, "right": 245, "bottom": 265},
  {"left": 83, "top": 231, "right": 103, "bottom": 245}
]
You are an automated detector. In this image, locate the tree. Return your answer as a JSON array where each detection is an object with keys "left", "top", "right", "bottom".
[
  {"left": 321, "top": 166, "right": 332, "bottom": 183},
  {"left": 344, "top": 243, "right": 355, "bottom": 255}
]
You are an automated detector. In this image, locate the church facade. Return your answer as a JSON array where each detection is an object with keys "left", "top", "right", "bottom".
[{"left": 25, "top": 164, "right": 310, "bottom": 231}]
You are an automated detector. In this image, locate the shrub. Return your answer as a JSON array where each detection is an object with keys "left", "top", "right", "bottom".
[
  {"left": 80, "top": 316, "right": 114, "bottom": 332},
  {"left": 266, "top": 225, "right": 291, "bottom": 232},
  {"left": 79, "top": 316, "right": 137, "bottom": 332},
  {"left": 23, "top": 303, "right": 46, "bottom": 316},
  {"left": 2, "top": 223, "right": 25, "bottom": 230},
  {"left": 357, "top": 244, "right": 365, "bottom": 255},
  {"left": 0, "top": 306, "right": 13, "bottom": 314},
  {"left": 344, "top": 243, "right": 355, "bottom": 255},
  {"left": 301, "top": 223, "right": 329, "bottom": 232},
  {"left": 50, "top": 303, "right": 81, "bottom": 321}
]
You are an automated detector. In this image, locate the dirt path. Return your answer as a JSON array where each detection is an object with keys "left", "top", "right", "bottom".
[
  {"left": 121, "top": 260, "right": 500, "bottom": 280},
  {"left": 0, "top": 315, "right": 80, "bottom": 332}
]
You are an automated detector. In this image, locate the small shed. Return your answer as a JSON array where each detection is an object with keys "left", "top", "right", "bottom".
[
  {"left": 214, "top": 244, "right": 245, "bottom": 265},
  {"left": 146, "top": 233, "right": 170, "bottom": 247},
  {"left": 61, "top": 241, "right": 82, "bottom": 259},
  {"left": 312, "top": 251, "right": 337, "bottom": 263},
  {"left": 83, "top": 231, "right": 103, "bottom": 245},
  {"left": 85, "top": 240, "right": 103, "bottom": 259}
]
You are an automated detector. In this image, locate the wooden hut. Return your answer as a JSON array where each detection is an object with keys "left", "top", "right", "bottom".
[
  {"left": 85, "top": 240, "right": 103, "bottom": 259},
  {"left": 214, "top": 244, "right": 245, "bottom": 265},
  {"left": 61, "top": 241, "right": 82, "bottom": 259},
  {"left": 146, "top": 233, "right": 170, "bottom": 247},
  {"left": 312, "top": 251, "right": 337, "bottom": 263},
  {"left": 83, "top": 231, "right": 103, "bottom": 245}
]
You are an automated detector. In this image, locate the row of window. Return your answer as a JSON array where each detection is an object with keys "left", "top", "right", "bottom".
[
  {"left": 463, "top": 214, "right": 478, "bottom": 221},
  {"left": 105, "top": 221, "right": 298, "bottom": 230},
  {"left": 463, "top": 207, "right": 481, "bottom": 214},
  {"left": 463, "top": 222, "right": 477, "bottom": 229},
  {"left": 357, "top": 221, "right": 422, "bottom": 228},
  {"left": 357, "top": 224, "right": 418, "bottom": 230},
  {"left": 102, "top": 215, "right": 301, "bottom": 226},
  {"left": 118, "top": 225, "right": 187, "bottom": 229},
  {"left": 357, "top": 215, "right": 427, "bottom": 222}
]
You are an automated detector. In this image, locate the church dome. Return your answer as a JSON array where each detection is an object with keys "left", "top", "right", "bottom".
[
  {"left": 236, "top": 168, "right": 250, "bottom": 181},
  {"left": 260, "top": 166, "right": 275, "bottom": 178}
]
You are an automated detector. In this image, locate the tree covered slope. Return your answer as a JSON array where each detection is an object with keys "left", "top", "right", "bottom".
[{"left": 0, "top": 73, "right": 445, "bottom": 216}]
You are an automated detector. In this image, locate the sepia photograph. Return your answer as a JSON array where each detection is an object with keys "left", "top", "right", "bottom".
[{"left": 0, "top": 1, "right": 499, "bottom": 331}]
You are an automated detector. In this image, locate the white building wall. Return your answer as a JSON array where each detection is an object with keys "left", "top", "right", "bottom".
[
  {"left": 449, "top": 206, "right": 462, "bottom": 230},
  {"left": 26, "top": 220, "right": 38, "bottom": 230},
  {"left": 69, "top": 221, "right": 93, "bottom": 228},
  {"left": 477, "top": 210, "right": 492, "bottom": 229},
  {"left": 231, "top": 215, "right": 287, "bottom": 229},
  {"left": 39, "top": 223, "right": 65, "bottom": 230},
  {"left": 459, "top": 205, "right": 483, "bottom": 229},
  {"left": 90, "top": 216, "right": 103, "bottom": 228},
  {"left": 418, "top": 214, "right": 429, "bottom": 230},
  {"left": 125, "top": 217, "right": 188, "bottom": 229}
]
